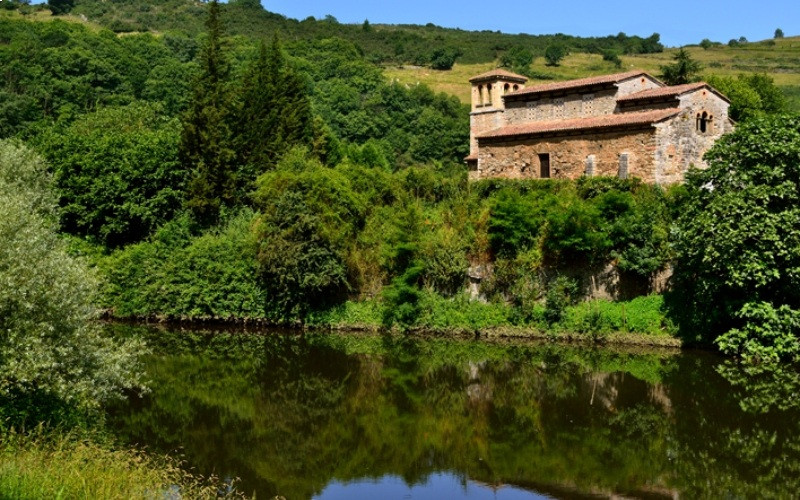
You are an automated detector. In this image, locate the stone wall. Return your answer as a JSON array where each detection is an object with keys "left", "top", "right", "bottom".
[
  {"left": 653, "top": 89, "right": 733, "bottom": 184},
  {"left": 469, "top": 109, "right": 505, "bottom": 156},
  {"left": 475, "top": 128, "right": 658, "bottom": 182}
]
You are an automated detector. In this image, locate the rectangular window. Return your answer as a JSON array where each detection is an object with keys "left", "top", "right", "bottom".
[
  {"left": 585, "top": 155, "right": 595, "bottom": 177},
  {"left": 526, "top": 101, "right": 536, "bottom": 120},
  {"left": 552, "top": 98, "right": 565, "bottom": 119},
  {"left": 618, "top": 153, "right": 629, "bottom": 179},
  {"left": 582, "top": 94, "right": 595, "bottom": 115},
  {"left": 539, "top": 153, "right": 551, "bottom": 179}
]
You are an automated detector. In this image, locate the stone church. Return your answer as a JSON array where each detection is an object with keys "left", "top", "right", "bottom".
[{"left": 466, "top": 69, "right": 733, "bottom": 184}]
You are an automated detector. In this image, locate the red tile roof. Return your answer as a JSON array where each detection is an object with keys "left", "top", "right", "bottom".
[
  {"left": 469, "top": 69, "right": 529, "bottom": 83},
  {"left": 464, "top": 154, "right": 478, "bottom": 161},
  {"left": 476, "top": 108, "right": 681, "bottom": 140},
  {"left": 504, "top": 70, "right": 654, "bottom": 99},
  {"left": 617, "top": 82, "right": 731, "bottom": 103}
]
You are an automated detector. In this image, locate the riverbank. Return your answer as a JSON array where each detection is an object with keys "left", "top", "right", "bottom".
[
  {"left": 104, "top": 293, "right": 683, "bottom": 349},
  {"left": 0, "top": 426, "right": 248, "bottom": 499}
]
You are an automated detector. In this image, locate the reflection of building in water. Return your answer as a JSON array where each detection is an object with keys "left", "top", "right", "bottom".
[{"left": 466, "top": 70, "right": 733, "bottom": 184}]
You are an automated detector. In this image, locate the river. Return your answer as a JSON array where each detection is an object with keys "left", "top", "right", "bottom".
[{"left": 107, "top": 324, "right": 800, "bottom": 499}]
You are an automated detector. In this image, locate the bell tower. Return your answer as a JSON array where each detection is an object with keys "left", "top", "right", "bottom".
[{"left": 467, "top": 69, "right": 527, "bottom": 172}]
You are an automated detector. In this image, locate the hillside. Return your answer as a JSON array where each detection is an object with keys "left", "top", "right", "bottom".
[
  {"left": 58, "top": 0, "right": 800, "bottom": 111},
  {"left": 386, "top": 39, "right": 800, "bottom": 111},
  {"left": 65, "top": 0, "right": 664, "bottom": 64}
]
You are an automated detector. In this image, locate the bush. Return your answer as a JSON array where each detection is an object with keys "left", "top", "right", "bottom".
[
  {"left": 0, "top": 140, "right": 142, "bottom": 419},
  {"left": 99, "top": 210, "right": 266, "bottom": 319},
  {"left": 37, "top": 103, "right": 185, "bottom": 248}
]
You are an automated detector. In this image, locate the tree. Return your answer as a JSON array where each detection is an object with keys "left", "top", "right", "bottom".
[
  {"left": 38, "top": 103, "right": 185, "bottom": 248},
  {"left": 775, "top": 28, "right": 784, "bottom": 39},
  {"left": 669, "top": 115, "right": 800, "bottom": 362},
  {"left": 234, "top": 36, "right": 314, "bottom": 188},
  {"left": 180, "top": 0, "right": 236, "bottom": 224},
  {"left": 47, "top": 0, "right": 73, "bottom": 15},
  {"left": 601, "top": 49, "right": 622, "bottom": 68},
  {"left": 659, "top": 48, "right": 701, "bottom": 85},
  {"left": 429, "top": 47, "right": 461, "bottom": 70},
  {"left": 252, "top": 148, "right": 364, "bottom": 320},
  {"left": 699, "top": 38, "right": 714, "bottom": 50},
  {"left": 544, "top": 43, "right": 567, "bottom": 66},
  {"left": 501, "top": 46, "right": 534, "bottom": 75},
  {"left": 0, "top": 140, "right": 142, "bottom": 423},
  {"left": 706, "top": 73, "right": 786, "bottom": 121}
]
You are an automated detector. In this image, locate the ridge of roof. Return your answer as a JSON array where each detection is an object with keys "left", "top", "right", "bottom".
[
  {"left": 504, "top": 71, "right": 653, "bottom": 98},
  {"left": 469, "top": 68, "right": 529, "bottom": 83},
  {"left": 617, "top": 82, "right": 731, "bottom": 104},
  {"left": 476, "top": 108, "right": 681, "bottom": 140}
]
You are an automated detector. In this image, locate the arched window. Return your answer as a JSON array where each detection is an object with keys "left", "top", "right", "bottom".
[
  {"left": 478, "top": 85, "right": 484, "bottom": 107},
  {"left": 504, "top": 83, "right": 510, "bottom": 94},
  {"left": 486, "top": 84, "right": 493, "bottom": 105},
  {"left": 696, "top": 111, "right": 711, "bottom": 133},
  {"left": 513, "top": 84, "right": 519, "bottom": 91}
]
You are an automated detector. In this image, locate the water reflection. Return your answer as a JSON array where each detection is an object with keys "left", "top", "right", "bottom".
[{"left": 107, "top": 325, "right": 800, "bottom": 499}]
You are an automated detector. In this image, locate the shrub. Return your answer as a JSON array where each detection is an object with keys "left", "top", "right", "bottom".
[{"left": 0, "top": 140, "right": 142, "bottom": 419}]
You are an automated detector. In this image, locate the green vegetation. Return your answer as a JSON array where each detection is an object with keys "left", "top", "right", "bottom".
[
  {"left": 0, "top": 140, "right": 142, "bottom": 422},
  {"left": 0, "top": 426, "right": 243, "bottom": 499},
  {"left": 660, "top": 48, "right": 702, "bottom": 85},
  {"left": 670, "top": 115, "right": 800, "bottom": 362}
]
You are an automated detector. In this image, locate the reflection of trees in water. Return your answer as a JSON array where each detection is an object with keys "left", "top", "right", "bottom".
[{"left": 108, "top": 326, "right": 800, "bottom": 499}]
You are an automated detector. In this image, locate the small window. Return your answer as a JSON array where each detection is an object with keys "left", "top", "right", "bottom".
[
  {"left": 696, "top": 111, "right": 712, "bottom": 133},
  {"left": 504, "top": 83, "right": 510, "bottom": 94},
  {"left": 477, "top": 85, "right": 484, "bottom": 107},
  {"left": 539, "top": 153, "right": 551, "bottom": 179},
  {"left": 552, "top": 98, "right": 565, "bottom": 119},
  {"left": 582, "top": 94, "right": 595, "bottom": 115},
  {"left": 585, "top": 155, "right": 595, "bottom": 177},
  {"left": 486, "top": 84, "right": 493, "bottom": 105},
  {"left": 618, "top": 153, "right": 629, "bottom": 179},
  {"left": 513, "top": 84, "right": 519, "bottom": 91}
]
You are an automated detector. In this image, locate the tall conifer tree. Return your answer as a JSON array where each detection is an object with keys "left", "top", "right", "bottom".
[
  {"left": 180, "top": 0, "right": 236, "bottom": 224},
  {"left": 235, "top": 35, "right": 314, "bottom": 187}
]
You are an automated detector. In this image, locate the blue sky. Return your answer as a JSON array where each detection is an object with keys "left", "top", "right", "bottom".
[{"left": 263, "top": 0, "right": 797, "bottom": 47}]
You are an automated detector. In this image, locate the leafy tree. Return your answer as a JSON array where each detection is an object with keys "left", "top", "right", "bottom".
[
  {"left": 699, "top": 39, "right": 714, "bottom": 50},
  {"left": 544, "top": 43, "right": 567, "bottom": 66},
  {"left": 47, "top": 0, "right": 73, "bottom": 15},
  {"left": 659, "top": 48, "right": 702, "bottom": 85},
  {"left": 501, "top": 46, "right": 534, "bottom": 75},
  {"left": 37, "top": 103, "right": 184, "bottom": 248},
  {"left": 706, "top": 73, "right": 786, "bottom": 121},
  {"left": 228, "top": 0, "right": 262, "bottom": 8},
  {"left": 774, "top": 28, "right": 784, "bottom": 39},
  {"left": 669, "top": 115, "right": 800, "bottom": 362},
  {"left": 601, "top": 49, "right": 622, "bottom": 69},
  {"left": 180, "top": 0, "right": 237, "bottom": 224},
  {"left": 429, "top": 47, "right": 461, "bottom": 70},
  {"left": 0, "top": 140, "right": 142, "bottom": 422},
  {"left": 252, "top": 148, "right": 364, "bottom": 320}
]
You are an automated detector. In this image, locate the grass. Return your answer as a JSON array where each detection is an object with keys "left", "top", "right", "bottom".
[
  {"left": 384, "top": 37, "right": 800, "bottom": 110},
  {"left": 0, "top": 425, "right": 248, "bottom": 499},
  {"left": 310, "top": 292, "right": 676, "bottom": 344}
]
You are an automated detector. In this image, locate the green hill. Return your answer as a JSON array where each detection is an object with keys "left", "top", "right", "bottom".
[{"left": 59, "top": 0, "right": 800, "bottom": 111}]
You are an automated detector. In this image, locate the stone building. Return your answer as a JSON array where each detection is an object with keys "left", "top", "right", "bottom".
[{"left": 466, "top": 69, "right": 733, "bottom": 184}]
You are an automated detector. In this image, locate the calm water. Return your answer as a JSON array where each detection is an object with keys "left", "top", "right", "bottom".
[{"left": 107, "top": 325, "right": 800, "bottom": 499}]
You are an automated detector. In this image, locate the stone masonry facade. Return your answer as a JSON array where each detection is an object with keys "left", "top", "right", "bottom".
[{"left": 466, "top": 70, "right": 733, "bottom": 184}]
